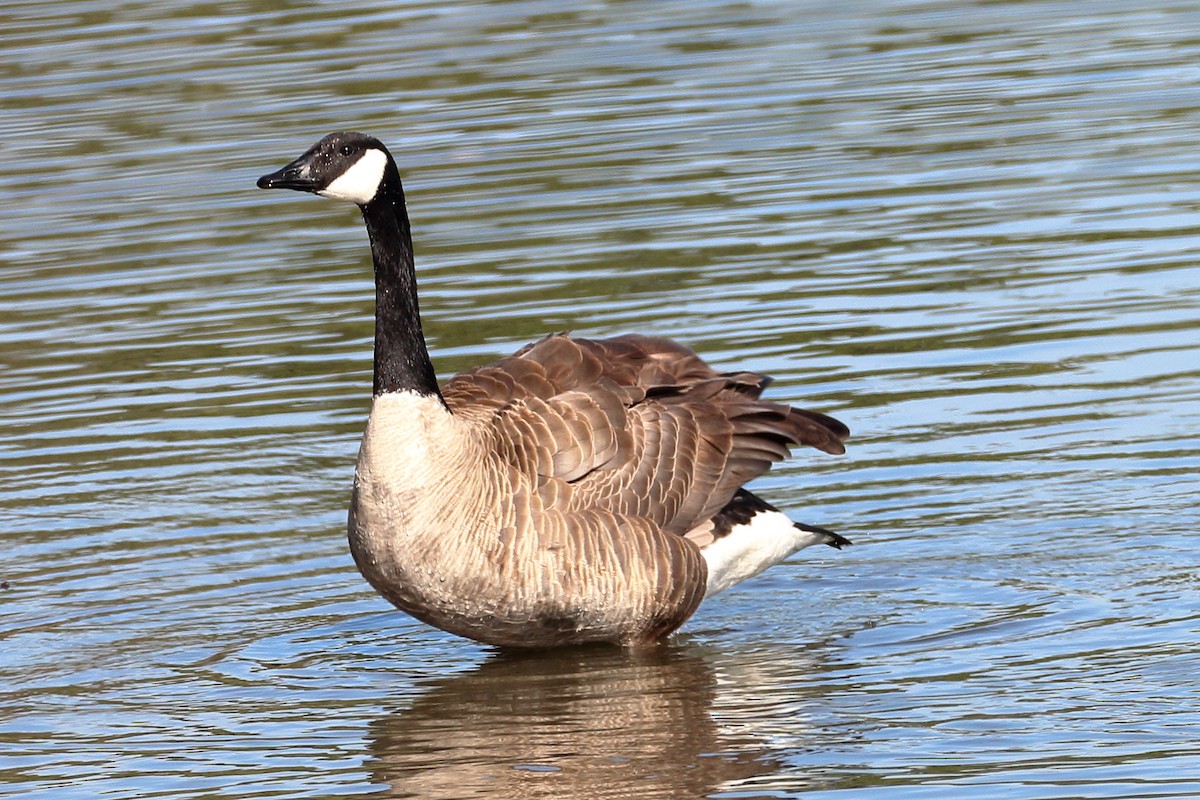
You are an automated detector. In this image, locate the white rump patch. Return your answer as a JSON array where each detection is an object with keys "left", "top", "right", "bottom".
[
  {"left": 701, "top": 510, "right": 828, "bottom": 597},
  {"left": 319, "top": 148, "right": 388, "bottom": 204}
]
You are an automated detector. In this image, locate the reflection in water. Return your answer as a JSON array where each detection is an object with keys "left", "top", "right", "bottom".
[{"left": 366, "top": 646, "right": 801, "bottom": 799}]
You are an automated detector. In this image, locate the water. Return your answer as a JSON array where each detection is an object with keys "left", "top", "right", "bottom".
[{"left": 3, "top": 0, "right": 1199, "bottom": 797}]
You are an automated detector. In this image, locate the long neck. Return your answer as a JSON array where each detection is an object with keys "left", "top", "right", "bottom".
[{"left": 359, "top": 169, "right": 443, "bottom": 401}]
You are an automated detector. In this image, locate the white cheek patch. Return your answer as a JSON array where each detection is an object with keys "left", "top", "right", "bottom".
[{"left": 319, "top": 148, "right": 388, "bottom": 204}]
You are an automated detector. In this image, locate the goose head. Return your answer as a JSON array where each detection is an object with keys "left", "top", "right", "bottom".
[{"left": 257, "top": 131, "right": 392, "bottom": 205}]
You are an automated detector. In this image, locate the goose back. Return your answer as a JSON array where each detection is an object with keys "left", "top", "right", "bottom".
[{"left": 445, "top": 332, "right": 846, "bottom": 537}]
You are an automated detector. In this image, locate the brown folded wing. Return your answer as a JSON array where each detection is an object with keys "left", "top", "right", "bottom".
[{"left": 441, "top": 333, "right": 848, "bottom": 538}]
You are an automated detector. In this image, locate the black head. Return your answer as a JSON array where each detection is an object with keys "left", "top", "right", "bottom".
[{"left": 257, "top": 131, "right": 393, "bottom": 205}]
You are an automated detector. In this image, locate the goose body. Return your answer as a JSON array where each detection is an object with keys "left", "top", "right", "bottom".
[{"left": 258, "top": 132, "right": 850, "bottom": 648}]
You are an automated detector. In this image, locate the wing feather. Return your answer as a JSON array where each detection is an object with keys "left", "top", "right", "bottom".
[{"left": 441, "top": 333, "right": 848, "bottom": 537}]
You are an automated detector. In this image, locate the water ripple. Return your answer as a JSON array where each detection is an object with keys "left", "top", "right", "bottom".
[{"left": 3, "top": 0, "right": 1200, "bottom": 798}]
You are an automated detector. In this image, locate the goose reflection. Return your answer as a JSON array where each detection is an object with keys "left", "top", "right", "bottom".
[{"left": 365, "top": 643, "right": 823, "bottom": 799}]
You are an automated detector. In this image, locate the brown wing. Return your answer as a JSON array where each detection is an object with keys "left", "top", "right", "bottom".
[{"left": 442, "top": 333, "right": 848, "bottom": 535}]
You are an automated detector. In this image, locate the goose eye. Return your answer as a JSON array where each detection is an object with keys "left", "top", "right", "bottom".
[{"left": 340, "top": 145, "right": 354, "bottom": 157}]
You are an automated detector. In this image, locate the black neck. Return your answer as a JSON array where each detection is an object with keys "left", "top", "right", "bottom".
[{"left": 359, "top": 167, "right": 443, "bottom": 401}]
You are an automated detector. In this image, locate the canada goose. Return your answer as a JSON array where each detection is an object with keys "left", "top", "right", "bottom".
[{"left": 257, "top": 132, "right": 850, "bottom": 648}]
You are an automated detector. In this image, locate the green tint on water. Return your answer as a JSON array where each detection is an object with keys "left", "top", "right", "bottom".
[{"left": 2, "top": 1, "right": 1199, "bottom": 798}]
